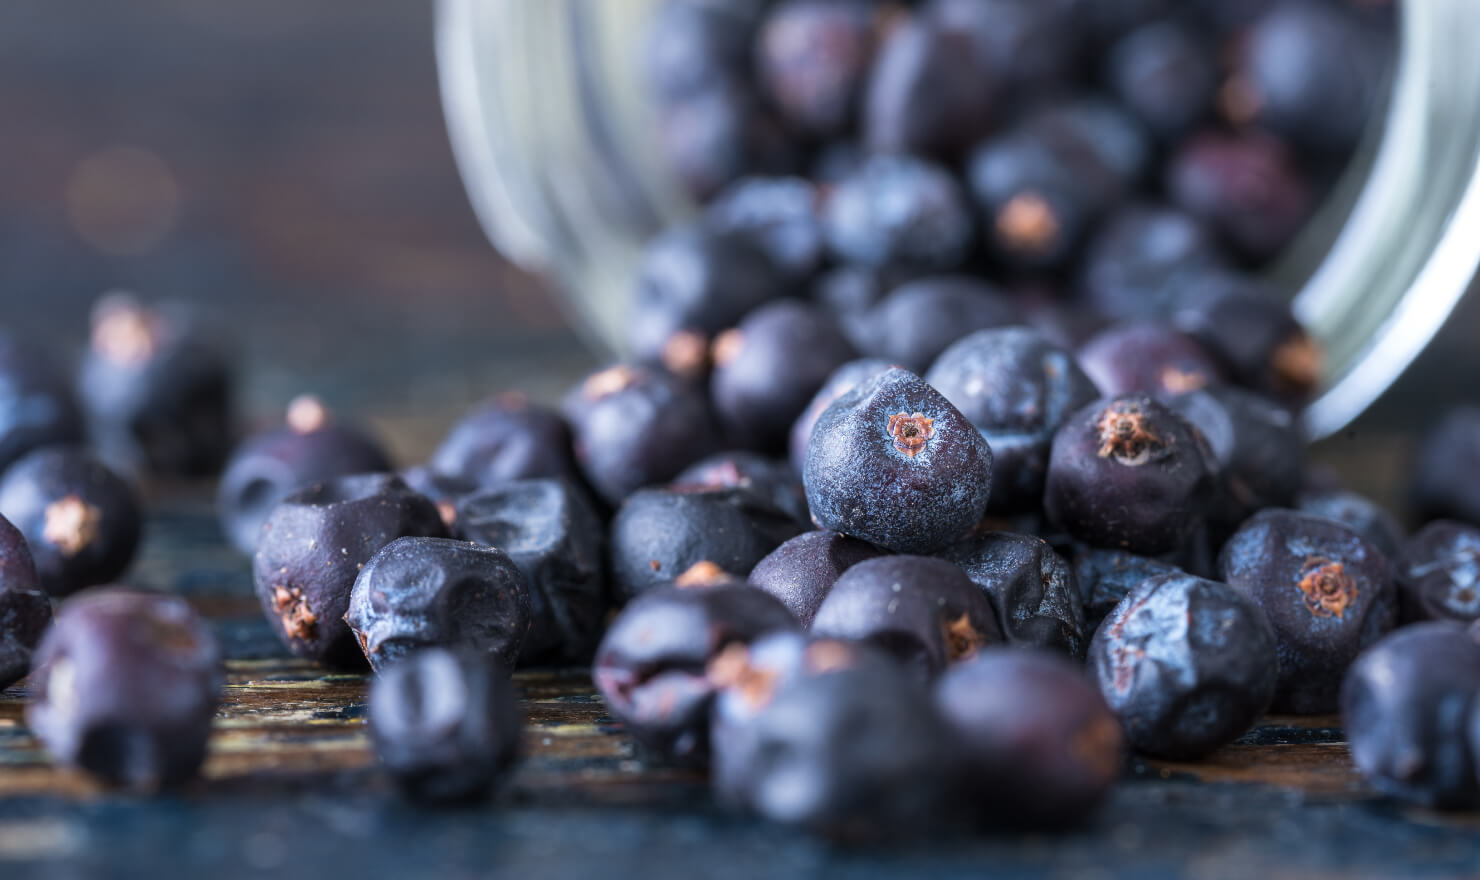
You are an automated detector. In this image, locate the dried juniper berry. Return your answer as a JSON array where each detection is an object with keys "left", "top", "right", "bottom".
[
  {"left": 592, "top": 582, "right": 799, "bottom": 763},
  {"left": 756, "top": 1, "right": 880, "bottom": 139},
  {"left": 1078, "top": 203, "right": 1229, "bottom": 322},
  {"left": 673, "top": 451, "right": 809, "bottom": 526},
  {"left": 1044, "top": 395, "right": 1216, "bottom": 556},
  {"left": 788, "top": 358, "right": 893, "bottom": 476},
  {"left": 1166, "top": 131, "right": 1314, "bottom": 264},
  {"left": 706, "top": 177, "right": 826, "bottom": 282},
  {"left": 628, "top": 224, "right": 784, "bottom": 363},
  {"left": 810, "top": 555, "right": 1002, "bottom": 680},
  {"left": 1025, "top": 98, "right": 1154, "bottom": 192},
  {"left": 658, "top": 81, "right": 801, "bottom": 203},
  {"left": 0, "top": 515, "right": 48, "bottom": 690},
  {"left": 1297, "top": 489, "right": 1405, "bottom": 563},
  {"left": 27, "top": 590, "right": 222, "bottom": 790},
  {"left": 253, "top": 474, "right": 448, "bottom": 668},
  {"left": 608, "top": 486, "right": 803, "bottom": 601},
  {"left": 709, "top": 633, "right": 953, "bottom": 837},
  {"left": 863, "top": 11, "right": 999, "bottom": 159},
  {"left": 1172, "top": 272, "right": 1321, "bottom": 404},
  {"left": 809, "top": 265, "right": 892, "bottom": 319},
  {"left": 1076, "top": 322, "right": 1225, "bottom": 398},
  {"left": 1090, "top": 573, "right": 1278, "bottom": 759},
  {"left": 0, "top": 331, "right": 85, "bottom": 476},
  {"left": 457, "top": 479, "right": 606, "bottom": 664},
  {"left": 1106, "top": 20, "right": 1217, "bottom": 142},
  {"left": 1219, "top": 509, "right": 1397, "bottom": 714},
  {"left": 1411, "top": 407, "right": 1480, "bottom": 527},
  {"left": 560, "top": 364, "right": 719, "bottom": 506},
  {"left": 925, "top": 327, "right": 1098, "bottom": 512},
  {"left": 642, "top": 0, "right": 759, "bottom": 103},
  {"left": 398, "top": 466, "right": 478, "bottom": 534},
  {"left": 0, "top": 447, "right": 142, "bottom": 597},
  {"left": 939, "top": 531, "right": 1086, "bottom": 658},
  {"left": 77, "top": 294, "right": 235, "bottom": 477},
  {"left": 935, "top": 648, "right": 1124, "bottom": 826},
  {"left": 844, "top": 277, "right": 1018, "bottom": 374},
  {"left": 710, "top": 300, "right": 856, "bottom": 453},
  {"left": 370, "top": 647, "right": 521, "bottom": 804},
  {"left": 747, "top": 530, "right": 887, "bottom": 627},
  {"left": 1072, "top": 544, "right": 1182, "bottom": 633},
  {"left": 928, "top": 0, "right": 1084, "bottom": 97},
  {"left": 344, "top": 537, "right": 531, "bottom": 673},
  {"left": 217, "top": 395, "right": 393, "bottom": 555},
  {"left": 1341, "top": 622, "right": 1480, "bottom": 809},
  {"left": 822, "top": 154, "right": 976, "bottom": 273},
  {"left": 427, "top": 392, "right": 578, "bottom": 490},
  {"left": 1396, "top": 521, "right": 1480, "bottom": 625},
  {"left": 804, "top": 367, "right": 994, "bottom": 554}
]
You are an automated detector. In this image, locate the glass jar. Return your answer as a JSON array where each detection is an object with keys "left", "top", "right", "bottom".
[{"left": 435, "top": 0, "right": 1480, "bottom": 440}]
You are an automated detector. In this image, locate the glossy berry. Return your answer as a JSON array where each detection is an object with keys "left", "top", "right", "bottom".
[
  {"left": 1173, "top": 272, "right": 1321, "bottom": 403},
  {"left": 1397, "top": 521, "right": 1480, "bottom": 625},
  {"left": 252, "top": 474, "right": 448, "bottom": 668},
  {"left": 1090, "top": 573, "right": 1278, "bottom": 759},
  {"left": 788, "top": 358, "right": 893, "bottom": 476},
  {"left": 940, "top": 531, "right": 1087, "bottom": 658},
  {"left": 0, "top": 515, "right": 48, "bottom": 690},
  {"left": 217, "top": 395, "right": 393, "bottom": 555},
  {"left": 926, "top": 327, "right": 1098, "bottom": 512},
  {"left": 0, "top": 331, "right": 86, "bottom": 475},
  {"left": 1106, "top": 21, "right": 1216, "bottom": 141},
  {"left": 1164, "top": 386, "right": 1305, "bottom": 529},
  {"left": 748, "top": 530, "right": 887, "bottom": 628},
  {"left": 77, "top": 295, "right": 235, "bottom": 477},
  {"left": 1297, "top": 489, "right": 1405, "bottom": 562},
  {"left": 1076, "top": 322, "right": 1225, "bottom": 398},
  {"left": 658, "top": 81, "right": 800, "bottom": 203},
  {"left": 561, "top": 364, "right": 719, "bottom": 505},
  {"left": 1219, "top": 509, "right": 1397, "bottom": 714},
  {"left": 457, "top": 479, "right": 607, "bottom": 664},
  {"left": 370, "top": 648, "right": 521, "bottom": 804},
  {"left": 1044, "top": 395, "right": 1216, "bottom": 556},
  {"left": 672, "top": 451, "right": 810, "bottom": 526},
  {"left": 0, "top": 447, "right": 142, "bottom": 597},
  {"left": 344, "top": 537, "right": 531, "bottom": 673},
  {"left": 427, "top": 392, "right": 578, "bottom": 489},
  {"left": 706, "top": 177, "right": 826, "bottom": 282},
  {"left": 863, "top": 12, "right": 998, "bottom": 159},
  {"left": 710, "top": 300, "right": 856, "bottom": 453},
  {"left": 1166, "top": 131, "right": 1313, "bottom": 264},
  {"left": 844, "top": 277, "right": 1018, "bottom": 374},
  {"left": 1411, "top": 407, "right": 1480, "bottom": 527},
  {"left": 822, "top": 154, "right": 975, "bottom": 273},
  {"left": 27, "top": 590, "right": 222, "bottom": 790},
  {"left": 1341, "top": 622, "right": 1480, "bottom": 809},
  {"left": 935, "top": 648, "right": 1124, "bottom": 826},
  {"left": 810, "top": 555, "right": 1002, "bottom": 680},
  {"left": 608, "top": 486, "right": 803, "bottom": 601},
  {"left": 592, "top": 582, "right": 799, "bottom": 763},
  {"left": 1078, "top": 203, "right": 1229, "bottom": 322},
  {"left": 756, "top": 1, "right": 880, "bottom": 138},
  {"left": 804, "top": 367, "right": 994, "bottom": 554},
  {"left": 1072, "top": 544, "right": 1182, "bottom": 633}
]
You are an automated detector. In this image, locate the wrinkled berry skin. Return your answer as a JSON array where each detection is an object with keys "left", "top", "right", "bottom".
[
  {"left": 1397, "top": 521, "right": 1480, "bottom": 625},
  {"left": 458, "top": 480, "right": 607, "bottom": 664},
  {"left": 711, "top": 639, "right": 953, "bottom": 837},
  {"left": 1076, "top": 322, "right": 1225, "bottom": 398},
  {"left": 1341, "top": 622, "right": 1480, "bottom": 810},
  {"left": 1297, "top": 489, "right": 1405, "bottom": 563},
  {"left": 804, "top": 368, "right": 993, "bottom": 554},
  {"left": 561, "top": 364, "right": 719, "bottom": 506},
  {"left": 1173, "top": 272, "right": 1320, "bottom": 404},
  {"left": 926, "top": 327, "right": 1098, "bottom": 512},
  {"left": 706, "top": 177, "right": 826, "bottom": 282},
  {"left": 592, "top": 583, "right": 799, "bottom": 764},
  {"left": 1219, "top": 509, "right": 1397, "bottom": 714},
  {"left": 370, "top": 648, "right": 521, "bottom": 804},
  {"left": 428, "top": 393, "right": 578, "bottom": 489},
  {"left": 788, "top": 358, "right": 894, "bottom": 477},
  {"left": 846, "top": 277, "right": 1019, "bottom": 376},
  {"left": 1044, "top": 395, "right": 1215, "bottom": 556},
  {"left": 748, "top": 530, "right": 887, "bottom": 628},
  {"left": 0, "top": 447, "right": 142, "bottom": 597},
  {"left": 217, "top": 406, "right": 393, "bottom": 556},
  {"left": 673, "top": 451, "right": 810, "bottom": 526},
  {"left": 710, "top": 300, "right": 857, "bottom": 453},
  {"left": 609, "top": 486, "right": 803, "bottom": 601},
  {"left": 822, "top": 155, "right": 975, "bottom": 273},
  {"left": 1166, "top": 131, "right": 1313, "bottom": 264},
  {"left": 1072, "top": 545, "right": 1182, "bottom": 633},
  {"left": 27, "top": 590, "right": 222, "bottom": 790},
  {"left": 935, "top": 648, "right": 1125, "bottom": 827},
  {"left": 1078, "top": 204, "right": 1228, "bottom": 322},
  {"left": 864, "top": 12, "right": 998, "bottom": 159},
  {"left": 757, "top": 1, "right": 879, "bottom": 139},
  {"left": 1090, "top": 573, "right": 1278, "bottom": 759},
  {"left": 0, "top": 515, "right": 48, "bottom": 690},
  {"left": 344, "top": 537, "right": 532, "bottom": 673},
  {"left": 1411, "top": 407, "right": 1480, "bottom": 528},
  {"left": 1106, "top": 21, "right": 1216, "bottom": 142},
  {"left": 253, "top": 475, "right": 449, "bottom": 668},
  {"left": 811, "top": 555, "right": 1002, "bottom": 681},
  {"left": 0, "top": 332, "right": 86, "bottom": 476},
  {"left": 940, "top": 532, "right": 1086, "bottom": 659}
]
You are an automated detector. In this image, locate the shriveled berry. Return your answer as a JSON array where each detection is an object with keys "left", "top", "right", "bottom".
[
  {"left": 1076, "top": 322, "right": 1225, "bottom": 397},
  {"left": 1219, "top": 509, "right": 1397, "bottom": 714},
  {"left": 370, "top": 648, "right": 521, "bottom": 803},
  {"left": 673, "top": 451, "right": 810, "bottom": 526},
  {"left": 1297, "top": 489, "right": 1405, "bottom": 562},
  {"left": 1173, "top": 272, "right": 1321, "bottom": 403},
  {"left": 27, "top": 590, "right": 221, "bottom": 790},
  {"left": 706, "top": 177, "right": 826, "bottom": 282},
  {"left": 1072, "top": 544, "right": 1182, "bottom": 633},
  {"left": 822, "top": 154, "right": 975, "bottom": 273},
  {"left": 757, "top": 1, "right": 881, "bottom": 138},
  {"left": 427, "top": 393, "right": 577, "bottom": 489},
  {"left": 788, "top": 358, "right": 893, "bottom": 476},
  {"left": 398, "top": 466, "right": 478, "bottom": 534},
  {"left": 1397, "top": 521, "right": 1480, "bottom": 625},
  {"left": 748, "top": 530, "right": 887, "bottom": 627},
  {"left": 804, "top": 367, "right": 993, "bottom": 554},
  {"left": 0, "top": 514, "right": 48, "bottom": 690},
  {"left": 1411, "top": 407, "right": 1480, "bottom": 527},
  {"left": 252, "top": 474, "right": 448, "bottom": 668},
  {"left": 939, "top": 531, "right": 1086, "bottom": 658},
  {"left": 0, "top": 331, "right": 85, "bottom": 476},
  {"left": 1164, "top": 386, "right": 1304, "bottom": 530},
  {"left": 1090, "top": 572, "right": 1278, "bottom": 758},
  {"left": 0, "top": 447, "right": 142, "bottom": 597},
  {"left": 844, "top": 277, "right": 1018, "bottom": 374}
]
